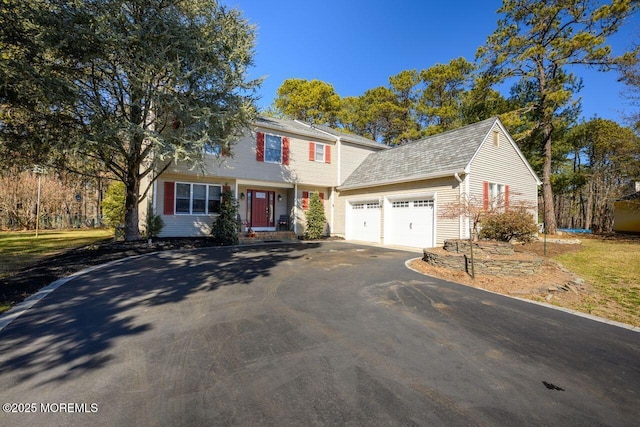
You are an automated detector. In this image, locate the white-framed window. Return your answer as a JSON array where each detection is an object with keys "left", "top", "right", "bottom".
[
  {"left": 315, "top": 144, "right": 326, "bottom": 162},
  {"left": 489, "top": 182, "right": 505, "bottom": 207},
  {"left": 265, "top": 134, "right": 283, "bottom": 163},
  {"left": 175, "top": 182, "right": 222, "bottom": 215}
]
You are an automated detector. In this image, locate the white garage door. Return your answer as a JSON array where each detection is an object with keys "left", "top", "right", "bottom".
[
  {"left": 385, "top": 199, "right": 434, "bottom": 248},
  {"left": 347, "top": 201, "right": 381, "bottom": 243}
]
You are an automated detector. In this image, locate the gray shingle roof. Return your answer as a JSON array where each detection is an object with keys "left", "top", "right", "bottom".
[
  {"left": 254, "top": 116, "right": 385, "bottom": 149},
  {"left": 310, "top": 123, "right": 387, "bottom": 148},
  {"left": 339, "top": 117, "right": 498, "bottom": 190}
]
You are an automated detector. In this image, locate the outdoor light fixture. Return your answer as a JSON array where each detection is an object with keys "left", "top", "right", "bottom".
[
  {"left": 240, "top": 192, "right": 245, "bottom": 200},
  {"left": 277, "top": 194, "right": 282, "bottom": 202}
]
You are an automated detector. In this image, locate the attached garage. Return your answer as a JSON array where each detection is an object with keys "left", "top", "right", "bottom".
[
  {"left": 384, "top": 195, "right": 435, "bottom": 248},
  {"left": 346, "top": 200, "right": 381, "bottom": 243}
]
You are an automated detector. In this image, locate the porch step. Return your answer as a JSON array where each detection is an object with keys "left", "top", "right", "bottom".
[{"left": 238, "top": 231, "right": 298, "bottom": 244}]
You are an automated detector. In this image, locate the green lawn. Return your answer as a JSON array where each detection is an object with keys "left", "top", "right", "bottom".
[
  {"left": 0, "top": 229, "right": 113, "bottom": 277},
  {"left": 555, "top": 238, "right": 640, "bottom": 327}
]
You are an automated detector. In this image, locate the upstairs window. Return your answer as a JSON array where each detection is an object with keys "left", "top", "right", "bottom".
[
  {"left": 308, "top": 142, "right": 331, "bottom": 163},
  {"left": 265, "top": 134, "right": 283, "bottom": 163},
  {"left": 204, "top": 143, "right": 230, "bottom": 157},
  {"left": 256, "top": 132, "right": 289, "bottom": 165}
]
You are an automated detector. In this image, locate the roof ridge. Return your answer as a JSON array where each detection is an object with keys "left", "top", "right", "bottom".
[{"left": 400, "top": 116, "right": 498, "bottom": 147}]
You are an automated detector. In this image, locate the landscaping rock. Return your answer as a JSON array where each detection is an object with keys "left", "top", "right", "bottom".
[{"left": 423, "top": 247, "right": 543, "bottom": 276}]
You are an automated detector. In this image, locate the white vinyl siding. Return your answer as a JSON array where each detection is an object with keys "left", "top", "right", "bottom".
[{"left": 469, "top": 123, "right": 539, "bottom": 215}]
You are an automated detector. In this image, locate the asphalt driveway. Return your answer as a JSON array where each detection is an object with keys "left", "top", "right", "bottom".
[{"left": 0, "top": 242, "right": 638, "bottom": 426}]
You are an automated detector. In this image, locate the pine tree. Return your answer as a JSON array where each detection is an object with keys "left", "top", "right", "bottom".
[
  {"left": 304, "top": 193, "right": 326, "bottom": 240},
  {"left": 211, "top": 190, "right": 239, "bottom": 245}
]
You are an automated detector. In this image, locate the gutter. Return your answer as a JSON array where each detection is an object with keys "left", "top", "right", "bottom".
[{"left": 454, "top": 172, "right": 463, "bottom": 239}]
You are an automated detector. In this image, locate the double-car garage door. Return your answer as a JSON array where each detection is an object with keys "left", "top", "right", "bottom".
[{"left": 347, "top": 196, "right": 435, "bottom": 248}]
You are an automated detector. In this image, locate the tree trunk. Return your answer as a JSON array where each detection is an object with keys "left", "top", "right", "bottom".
[
  {"left": 124, "top": 175, "right": 141, "bottom": 241},
  {"left": 96, "top": 176, "right": 102, "bottom": 227},
  {"left": 585, "top": 180, "right": 593, "bottom": 231},
  {"left": 542, "top": 125, "right": 557, "bottom": 234}
]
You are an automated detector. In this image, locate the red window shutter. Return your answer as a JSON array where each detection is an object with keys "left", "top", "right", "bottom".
[
  {"left": 256, "top": 132, "right": 265, "bottom": 162},
  {"left": 302, "top": 191, "right": 309, "bottom": 210},
  {"left": 319, "top": 192, "right": 325, "bottom": 205},
  {"left": 325, "top": 146, "right": 331, "bottom": 164},
  {"left": 163, "top": 182, "right": 175, "bottom": 215},
  {"left": 483, "top": 181, "right": 489, "bottom": 210},
  {"left": 504, "top": 185, "right": 510, "bottom": 209},
  {"left": 283, "top": 137, "right": 290, "bottom": 165},
  {"left": 309, "top": 142, "right": 315, "bottom": 161}
]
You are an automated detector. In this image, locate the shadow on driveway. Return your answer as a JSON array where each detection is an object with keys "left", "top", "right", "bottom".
[{"left": 0, "top": 243, "right": 317, "bottom": 386}]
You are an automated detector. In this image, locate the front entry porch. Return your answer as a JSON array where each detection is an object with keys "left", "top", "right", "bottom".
[
  {"left": 247, "top": 189, "right": 276, "bottom": 230},
  {"left": 237, "top": 184, "right": 294, "bottom": 233}
]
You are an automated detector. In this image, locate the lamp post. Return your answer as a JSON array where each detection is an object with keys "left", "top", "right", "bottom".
[{"left": 33, "top": 165, "right": 45, "bottom": 237}]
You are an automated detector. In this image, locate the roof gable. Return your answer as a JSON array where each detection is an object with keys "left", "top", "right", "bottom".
[
  {"left": 339, "top": 117, "right": 499, "bottom": 190},
  {"left": 467, "top": 119, "right": 542, "bottom": 185}
]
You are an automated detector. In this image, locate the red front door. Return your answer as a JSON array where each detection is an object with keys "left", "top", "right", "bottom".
[{"left": 250, "top": 190, "right": 275, "bottom": 228}]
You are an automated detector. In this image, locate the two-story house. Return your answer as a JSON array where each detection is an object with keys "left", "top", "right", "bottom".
[
  {"left": 143, "top": 116, "right": 386, "bottom": 238},
  {"left": 142, "top": 116, "right": 541, "bottom": 249}
]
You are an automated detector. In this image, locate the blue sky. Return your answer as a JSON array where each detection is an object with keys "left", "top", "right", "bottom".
[{"left": 226, "top": 0, "right": 639, "bottom": 123}]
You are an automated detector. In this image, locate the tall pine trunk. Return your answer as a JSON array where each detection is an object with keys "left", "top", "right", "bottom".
[{"left": 542, "top": 123, "right": 557, "bottom": 234}]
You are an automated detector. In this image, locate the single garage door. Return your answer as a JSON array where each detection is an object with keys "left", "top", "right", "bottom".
[
  {"left": 347, "top": 201, "right": 381, "bottom": 243},
  {"left": 385, "top": 198, "right": 434, "bottom": 248}
]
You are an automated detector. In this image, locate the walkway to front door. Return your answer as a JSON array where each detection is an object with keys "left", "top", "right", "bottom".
[{"left": 248, "top": 189, "right": 275, "bottom": 229}]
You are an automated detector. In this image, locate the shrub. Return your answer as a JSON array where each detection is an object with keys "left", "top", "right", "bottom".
[
  {"left": 304, "top": 192, "right": 326, "bottom": 240},
  {"left": 480, "top": 208, "right": 538, "bottom": 243},
  {"left": 142, "top": 209, "right": 164, "bottom": 239},
  {"left": 102, "top": 181, "right": 126, "bottom": 227},
  {"left": 211, "top": 189, "right": 239, "bottom": 245}
]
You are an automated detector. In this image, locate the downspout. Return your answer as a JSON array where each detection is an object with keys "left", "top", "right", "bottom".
[
  {"left": 152, "top": 180, "right": 157, "bottom": 214},
  {"left": 293, "top": 183, "right": 298, "bottom": 235},
  {"left": 331, "top": 137, "right": 341, "bottom": 234},
  {"left": 454, "top": 173, "right": 463, "bottom": 240},
  {"left": 330, "top": 187, "right": 335, "bottom": 235}
]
